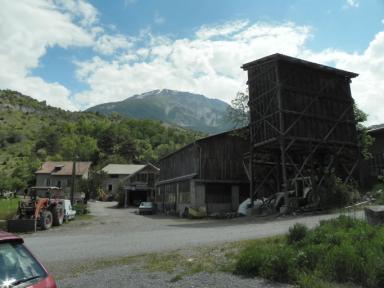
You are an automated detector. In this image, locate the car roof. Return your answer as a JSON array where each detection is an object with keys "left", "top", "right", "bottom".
[{"left": 0, "top": 231, "right": 23, "bottom": 243}]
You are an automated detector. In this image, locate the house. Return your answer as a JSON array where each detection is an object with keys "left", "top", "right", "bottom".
[
  {"left": 156, "top": 130, "right": 249, "bottom": 215},
  {"left": 121, "top": 163, "right": 159, "bottom": 206},
  {"left": 35, "top": 161, "right": 92, "bottom": 193},
  {"left": 101, "top": 164, "right": 145, "bottom": 196}
]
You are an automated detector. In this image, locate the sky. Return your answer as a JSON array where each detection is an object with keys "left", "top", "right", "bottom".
[{"left": 1, "top": 0, "right": 384, "bottom": 124}]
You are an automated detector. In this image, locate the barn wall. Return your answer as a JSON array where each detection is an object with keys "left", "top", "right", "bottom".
[
  {"left": 159, "top": 144, "right": 198, "bottom": 181},
  {"left": 198, "top": 133, "right": 249, "bottom": 181}
]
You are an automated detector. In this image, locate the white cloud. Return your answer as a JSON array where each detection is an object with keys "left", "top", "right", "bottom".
[
  {"left": 124, "top": 0, "right": 136, "bottom": 8},
  {"left": 74, "top": 22, "right": 311, "bottom": 107},
  {"left": 345, "top": 0, "right": 359, "bottom": 8},
  {"left": 196, "top": 20, "right": 249, "bottom": 39},
  {"left": 154, "top": 11, "right": 165, "bottom": 25},
  {"left": 301, "top": 32, "right": 384, "bottom": 125},
  {"left": 94, "top": 34, "right": 133, "bottom": 55},
  {"left": 1, "top": 1, "right": 384, "bottom": 125},
  {"left": 0, "top": 0, "right": 95, "bottom": 110},
  {"left": 54, "top": 0, "right": 99, "bottom": 27},
  {"left": 74, "top": 20, "right": 384, "bottom": 125}
]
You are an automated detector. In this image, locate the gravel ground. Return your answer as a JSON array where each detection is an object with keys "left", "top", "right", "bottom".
[
  {"left": 24, "top": 201, "right": 361, "bottom": 264},
  {"left": 58, "top": 264, "right": 292, "bottom": 288},
  {"left": 21, "top": 201, "right": 361, "bottom": 287}
]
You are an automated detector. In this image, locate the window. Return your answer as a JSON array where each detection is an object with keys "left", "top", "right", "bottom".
[
  {"left": 108, "top": 184, "right": 113, "bottom": 192},
  {"left": 46, "top": 178, "right": 50, "bottom": 186},
  {"left": 0, "top": 242, "right": 47, "bottom": 285},
  {"left": 57, "top": 181, "right": 61, "bottom": 188},
  {"left": 110, "top": 174, "right": 119, "bottom": 179}
]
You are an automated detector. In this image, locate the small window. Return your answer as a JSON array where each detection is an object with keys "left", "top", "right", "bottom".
[{"left": 108, "top": 184, "right": 113, "bottom": 192}]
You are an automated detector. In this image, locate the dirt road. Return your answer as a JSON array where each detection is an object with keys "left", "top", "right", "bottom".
[{"left": 24, "top": 201, "right": 360, "bottom": 264}]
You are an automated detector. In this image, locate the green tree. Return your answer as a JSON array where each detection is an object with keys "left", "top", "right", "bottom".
[
  {"left": 225, "top": 91, "right": 250, "bottom": 128},
  {"left": 354, "top": 105, "right": 374, "bottom": 160}
]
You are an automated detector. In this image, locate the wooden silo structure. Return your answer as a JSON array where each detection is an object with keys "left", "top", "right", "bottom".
[{"left": 242, "top": 54, "right": 359, "bottom": 208}]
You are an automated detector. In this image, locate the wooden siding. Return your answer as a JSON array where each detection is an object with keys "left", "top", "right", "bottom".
[
  {"left": 159, "top": 144, "right": 198, "bottom": 181},
  {"left": 247, "top": 58, "right": 357, "bottom": 146},
  {"left": 198, "top": 133, "right": 249, "bottom": 181}
]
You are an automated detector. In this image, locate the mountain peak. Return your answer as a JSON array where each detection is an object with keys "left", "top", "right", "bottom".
[{"left": 87, "top": 89, "right": 233, "bottom": 134}]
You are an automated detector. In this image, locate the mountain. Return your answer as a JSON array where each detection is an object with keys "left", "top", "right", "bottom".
[
  {"left": 86, "top": 89, "right": 233, "bottom": 134},
  {"left": 0, "top": 90, "right": 202, "bottom": 190}
]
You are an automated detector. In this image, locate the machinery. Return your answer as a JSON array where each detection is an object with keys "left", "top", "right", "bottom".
[{"left": 7, "top": 187, "right": 65, "bottom": 232}]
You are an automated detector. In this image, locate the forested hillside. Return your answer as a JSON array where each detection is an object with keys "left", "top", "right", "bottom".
[{"left": 0, "top": 90, "right": 202, "bottom": 191}]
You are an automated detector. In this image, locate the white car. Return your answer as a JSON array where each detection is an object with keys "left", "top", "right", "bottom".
[{"left": 62, "top": 199, "right": 76, "bottom": 221}]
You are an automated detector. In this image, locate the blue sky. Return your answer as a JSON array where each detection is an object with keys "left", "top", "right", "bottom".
[{"left": 1, "top": 0, "right": 384, "bottom": 124}]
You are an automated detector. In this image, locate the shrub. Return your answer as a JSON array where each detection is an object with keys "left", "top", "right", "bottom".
[
  {"left": 321, "top": 242, "right": 361, "bottom": 283},
  {"left": 287, "top": 223, "right": 308, "bottom": 244},
  {"left": 235, "top": 242, "right": 277, "bottom": 276},
  {"left": 316, "top": 173, "right": 359, "bottom": 209},
  {"left": 235, "top": 216, "right": 384, "bottom": 287},
  {"left": 74, "top": 202, "right": 89, "bottom": 215},
  {"left": 260, "top": 245, "right": 297, "bottom": 283}
]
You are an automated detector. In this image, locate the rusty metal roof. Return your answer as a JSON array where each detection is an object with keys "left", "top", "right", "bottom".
[{"left": 35, "top": 161, "right": 91, "bottom": 176}]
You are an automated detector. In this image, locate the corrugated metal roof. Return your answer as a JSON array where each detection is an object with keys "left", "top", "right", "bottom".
[
  {"left": 102, "top": 164, "right": 146, "bottom": 175},
  {"left": 35, "top": 161, "right": 91, "bottom": 176}
]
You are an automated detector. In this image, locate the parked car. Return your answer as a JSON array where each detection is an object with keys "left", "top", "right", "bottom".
[
  {"left": 138, "top": 202, "right": 156, "bottom": 215},
  {"left": 0, "top": 231, "right": 57, "bottom": 288},
  {"left": 62, "top": 199, "right": 76, "bottom": 222}
]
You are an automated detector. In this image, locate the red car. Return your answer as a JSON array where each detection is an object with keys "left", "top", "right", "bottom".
[{"left": 0, "top": 231, "right": 56, "bottom": 288}]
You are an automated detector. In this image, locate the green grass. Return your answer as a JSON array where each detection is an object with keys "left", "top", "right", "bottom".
[
  {"left": 75, "top": 214, "right": 93, "bottom": 221},
  {"left": 235, "top": 215, "right": 384, "bottom": 288},
  {"left": 0, "top": 198, "right": 18, "bottom": 220}
]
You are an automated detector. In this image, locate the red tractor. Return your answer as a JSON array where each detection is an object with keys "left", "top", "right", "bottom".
[{"left": 10, "top": 187, "right": 65, "bottom": 232}]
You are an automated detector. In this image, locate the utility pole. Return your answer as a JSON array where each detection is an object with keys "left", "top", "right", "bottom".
[{"left": 70, "top": 157, "right": 76, "bottom": 205}]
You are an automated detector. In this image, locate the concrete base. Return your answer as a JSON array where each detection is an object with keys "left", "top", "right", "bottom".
[
  {"left": 279, "top": 205, "right": 289, "bottom": 215},
  {"left": 365, "top": 205, "right": 384, "bottom": 225}
]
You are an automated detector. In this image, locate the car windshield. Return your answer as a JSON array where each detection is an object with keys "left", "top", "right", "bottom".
[
  {"left": 140, "top": 202, "right": 152, "bottom": 207},
  {"left": 0, "top": 242, "right": 47, "bottom": 287}
]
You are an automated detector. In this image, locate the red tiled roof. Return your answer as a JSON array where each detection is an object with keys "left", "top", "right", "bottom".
[{"left": 35, "top": 161, "right": 91, "bottom": 176}]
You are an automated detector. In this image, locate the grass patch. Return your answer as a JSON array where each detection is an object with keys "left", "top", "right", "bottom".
[
  {"left": 235, "top": 215, "right": 384, "bottom": 288},
  {"left": 144, "top": 252, "right": 182, "bottom": 273},
  {"left": 75, "top": 214, "right": 94, "bottom": 221},
  {"left": 0, "top": 198, "right": 18, "bottom": 220},
  {"left": 55, "top": 255, "right": 141, "bottom": 280}
]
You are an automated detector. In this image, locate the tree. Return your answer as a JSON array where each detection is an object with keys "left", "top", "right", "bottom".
[
  {"left": 225, "top": 91, "right": 250, "bottom": 128},
  {"left": 354, "top": 104, "right": 374, "bottom": 160}
]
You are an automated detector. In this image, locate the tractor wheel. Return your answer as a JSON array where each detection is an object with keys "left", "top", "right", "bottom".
[
  {"left": 40, "top": 210, "right": 53, "bottom": 230},
  {"left": 52, "top": 205, "right": 64, "bottom": 226}
]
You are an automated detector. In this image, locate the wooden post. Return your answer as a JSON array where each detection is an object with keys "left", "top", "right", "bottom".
[
  {"left": 70, "top": 159, "right": 76, "bottom": 205},
  {"left": 124, "top": 189, "right": 128, "bottom": 208},
  {"left": 275, "top": 63, "right": 289, "bottom": 210}
]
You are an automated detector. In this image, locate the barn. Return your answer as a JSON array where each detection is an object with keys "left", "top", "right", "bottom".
[
  {"left": 156, "top": 130, "right": 249, "bottom": 215},
  {"left": 242, "top": 53, "right": 359, "bottom": 209}
]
